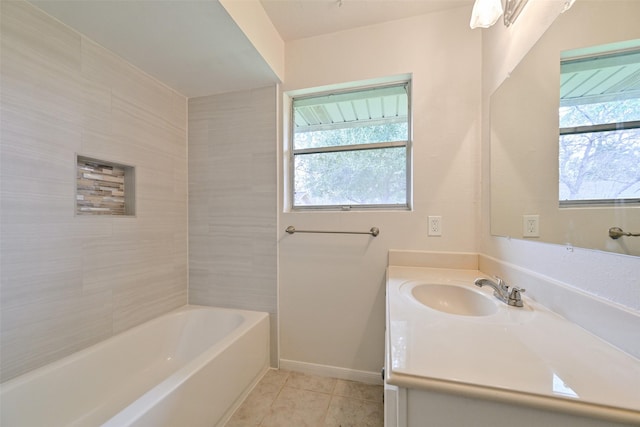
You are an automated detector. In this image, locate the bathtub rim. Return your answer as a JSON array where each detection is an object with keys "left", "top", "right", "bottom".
[
  {"left": 102, "top": 304, "right": 270, "bottom": 426},
  {"left": 0, "top": 304, "right": 267, "bottom": 389},
  {"left": 0, "top": 304, "right": 270, "bottom": 427}
]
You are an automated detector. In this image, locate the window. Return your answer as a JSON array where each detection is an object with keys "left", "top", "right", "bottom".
[
  {"left": 559, "top": 43, "right": 640, "bottom": 205},
  {"left": 290, "top": 81, "right": 411, "bottom": 210}
]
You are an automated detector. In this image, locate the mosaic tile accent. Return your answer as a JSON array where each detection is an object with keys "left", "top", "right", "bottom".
[{"left": 76, "top": 156, "right": 133, "bottom": 215}]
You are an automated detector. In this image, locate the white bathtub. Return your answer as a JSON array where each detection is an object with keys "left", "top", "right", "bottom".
[{"left": 0, "top": 305, "right": 270, "bottom": 427}]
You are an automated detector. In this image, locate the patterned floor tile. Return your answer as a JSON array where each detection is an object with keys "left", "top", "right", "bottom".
[{"left": 225, "top": 370, "right": 383, "bottom": 427}]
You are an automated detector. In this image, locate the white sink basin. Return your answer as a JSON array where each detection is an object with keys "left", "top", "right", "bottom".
[
  {"left": 387, "top": 267, "right": 640, "bottom": 424},
  {"left": 409, "top": 284, "right": 498, "bottom": 316}
]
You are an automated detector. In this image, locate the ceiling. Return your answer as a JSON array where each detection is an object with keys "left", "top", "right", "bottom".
[
  {"left": 260, "top": 0, "right": 473, "bottom": 41},
  {"left": 29, "top": 0, "right": 278, "bottom": 98},
  {"left": 28, "top": 0, "right": 473, "bottom": 98}
]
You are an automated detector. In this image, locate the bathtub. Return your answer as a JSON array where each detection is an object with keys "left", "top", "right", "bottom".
[{"left": 0, "top": 305, "right": 270, "bottom": 427}]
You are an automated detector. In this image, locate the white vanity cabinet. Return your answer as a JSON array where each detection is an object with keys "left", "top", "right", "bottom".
[
  {"left": 384, "top": 266, "right": 640, "bottom": 427},
  {"left": 383, "top": 382, "right": 639, "bottom": 427}
]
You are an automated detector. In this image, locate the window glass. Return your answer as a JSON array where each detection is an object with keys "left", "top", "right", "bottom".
[
  {"left": 291, "top": 81, "right": 411, "bottom": 209},
  {"left": 294, "top": 147, "right": 407, "bottom": 207},
  {"left": 559, "top": 128, "right": 640, "bottom": 200},
  {"left": 293, "top": 122, "right": 407, "bottom": 150},
  {"left": 559, "top": 45, "right": 640, "bottom": 204}
]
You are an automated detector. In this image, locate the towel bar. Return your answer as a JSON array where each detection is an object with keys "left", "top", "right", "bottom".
[
  {"left": 285, "top": 226, "right": 379, "bottom": 237},
  {"left": 609, "top": 227, "right": 640, "bottom": 239}
]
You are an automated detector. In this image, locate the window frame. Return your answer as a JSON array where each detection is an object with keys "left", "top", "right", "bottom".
[{"left": 288, "top": 80, "right": 412, "bottom": 211}]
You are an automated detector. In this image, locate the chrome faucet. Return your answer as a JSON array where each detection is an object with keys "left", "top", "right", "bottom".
[{"left": 474, "top": 276, "right": 525, "bottom": 307}]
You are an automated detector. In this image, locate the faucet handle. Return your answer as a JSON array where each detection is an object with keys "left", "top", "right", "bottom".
[
  {"left": 508, "top": 286, "right": 526, "bottom": 307},
  {"left": 493, "top": 275, "right": 508, "bottom": 290},
  {"left": 510, "top": 286, "right": 525, "bottom": 295}
]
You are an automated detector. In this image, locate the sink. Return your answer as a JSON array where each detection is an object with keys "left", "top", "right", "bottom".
[{"left": 409, "top": 284, "right": 498, "bottom": 316}]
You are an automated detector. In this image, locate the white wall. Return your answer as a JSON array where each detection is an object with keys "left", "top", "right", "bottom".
[
  {"left": 219, "top": 0, "right": 285, "bottom": 83},
  {"left": 188, "top": 86, "right": 278, "bottom": 365},
  {"left": 480, "top": 0, "right": 640, "bottom": 313},
  {"left": 278, "top": 6, "right": 481, "bottom": 376},
  {"left": 1, "top": 0, "right": 188, "bottom": 382}
]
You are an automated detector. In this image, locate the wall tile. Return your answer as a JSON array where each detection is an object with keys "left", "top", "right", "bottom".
[
  {"left": 1, "top": 0, "right": 81, "bottom": 74},
  {"left": 81, "top": 38, "right": 179, "bottom": 127},
  {"left": 0, "top": 288, "right": 113, "bottom": 382},
  {"left": 0, "top": 0, "right": 188, "bottom": 382},
  {"left": 188, "top": 85, "right": 278, "bottom": 365}
]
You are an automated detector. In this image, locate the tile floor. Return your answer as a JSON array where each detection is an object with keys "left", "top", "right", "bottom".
[{"left": 226, "top": 370, "right": 384, "bottom": 427}]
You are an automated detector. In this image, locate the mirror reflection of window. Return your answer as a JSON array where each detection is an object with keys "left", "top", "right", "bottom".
[{"left": 559, "top": 40, "right": 640, "bottom": 205}]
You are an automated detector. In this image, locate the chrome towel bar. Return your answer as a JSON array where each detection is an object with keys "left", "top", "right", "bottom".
[
  {"left": 285, "top": 226, "right": 379, "bottom": 237},
  {"left": 609, "top": 227, "right": 640, "bottom": 239}
]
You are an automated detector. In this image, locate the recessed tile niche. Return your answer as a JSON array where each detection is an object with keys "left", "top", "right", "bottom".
[{"left": 76, "top": 155, "right": 135, "bottom": 216}]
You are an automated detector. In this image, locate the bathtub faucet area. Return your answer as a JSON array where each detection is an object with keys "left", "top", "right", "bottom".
[{"left": 474, "top": 276, "right": 525, "bottom": 307}]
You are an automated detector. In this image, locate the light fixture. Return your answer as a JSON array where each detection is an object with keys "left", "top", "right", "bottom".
[
  {"left": 469, "top": 0, "right": 503, "bottom": 29},
  {"left": 503, "top": 0, "right": 529, "bottom": 27},
  {"left": 469, "top": 0, "right": 529, "bottom": 29},
  {"left": 561, "top": 0, "right": 577, "bottom": 13}
]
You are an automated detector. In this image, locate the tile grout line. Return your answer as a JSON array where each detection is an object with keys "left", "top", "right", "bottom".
[
  {"left": 258, "top": 371, "right": 291, "bottom": 427},
  {"left": 240, "top": 371, "right": 384, "bottom": 427},
  {"left": 322, "top": 378, "right": 337, "bottom": 427}
]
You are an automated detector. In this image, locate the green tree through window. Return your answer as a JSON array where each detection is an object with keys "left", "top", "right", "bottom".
[{"left": 559, "top": 100, "right": 640, "bottom": 201}]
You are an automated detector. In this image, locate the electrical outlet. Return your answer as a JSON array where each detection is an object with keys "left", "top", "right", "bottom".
[
  {"left": 428, "top": 216, "right": 442, "bottom": 236},
  {"left": 523, "top": 214, "right": 539, "bottom": 237}
]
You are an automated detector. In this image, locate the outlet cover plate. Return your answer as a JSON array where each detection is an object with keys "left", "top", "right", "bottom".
[
  {"left": 523, "top": 214, "right": 539, "bottom": 237},
  {"left": 428, "top": 216, "right": 442, "bottom": 236}
]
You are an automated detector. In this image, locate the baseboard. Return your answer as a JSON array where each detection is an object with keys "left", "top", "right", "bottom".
[{"left": 278, "top": 359, "right": 383, "bottom": 385}]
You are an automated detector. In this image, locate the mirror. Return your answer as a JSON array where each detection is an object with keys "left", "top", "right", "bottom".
[{"left": 490, "top": 0, "right": 640, "bottom": 256}]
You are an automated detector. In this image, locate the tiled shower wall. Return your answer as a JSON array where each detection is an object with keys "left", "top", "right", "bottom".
[
  {"left": 0, "top": 1, "right": 188, "bottom": 381},
  {"left": 188, "top": 87, "right": 278, "bottom": 365}
]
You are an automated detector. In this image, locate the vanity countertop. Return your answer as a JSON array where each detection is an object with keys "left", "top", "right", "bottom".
[{"left": 386, "top": 266, "right": 640, "bottom": 425}]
